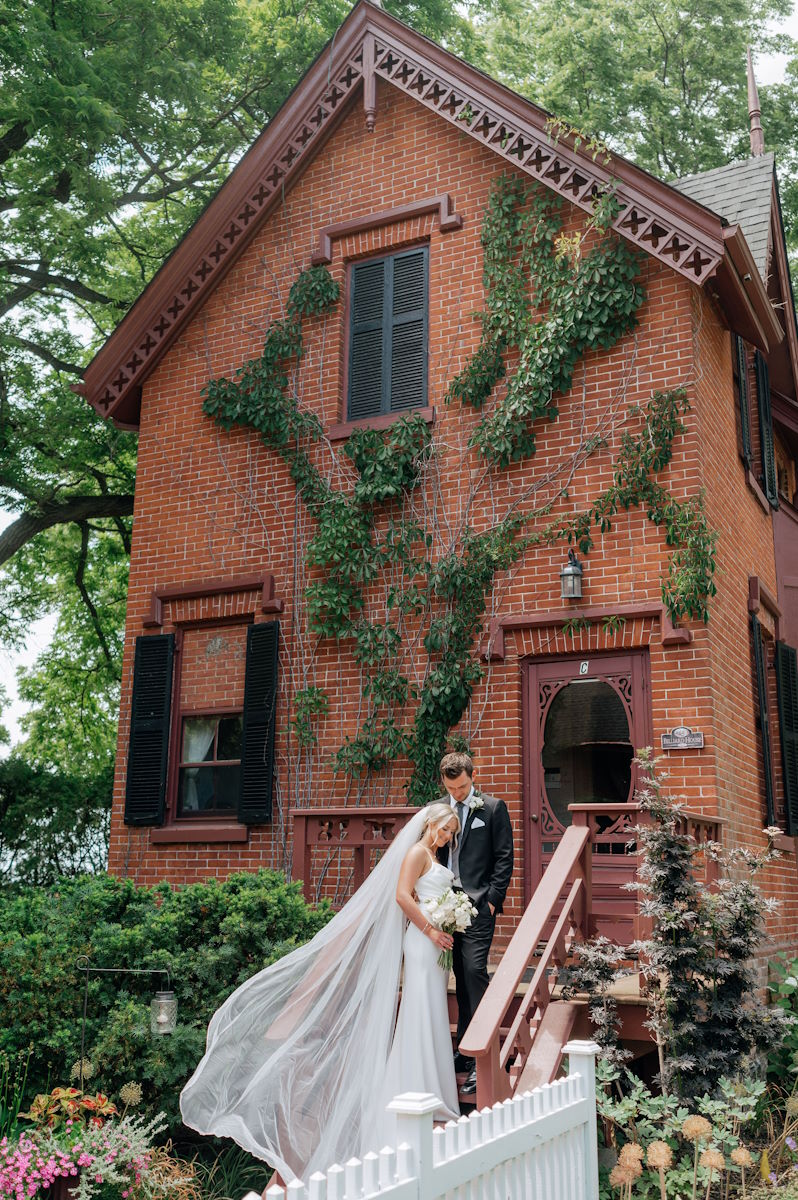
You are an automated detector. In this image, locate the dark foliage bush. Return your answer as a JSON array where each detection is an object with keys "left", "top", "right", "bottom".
[{"left": 0, "top": 871, "right": 331, "bottom": 1134}]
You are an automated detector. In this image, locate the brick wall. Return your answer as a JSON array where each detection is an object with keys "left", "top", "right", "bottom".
[{"left": 108, "top": 79, "right": 797, "bottom": 957}]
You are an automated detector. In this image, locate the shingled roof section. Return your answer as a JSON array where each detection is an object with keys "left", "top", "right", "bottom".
[{"left": 673, "top": 153, "right": 774, "bottom": 282}]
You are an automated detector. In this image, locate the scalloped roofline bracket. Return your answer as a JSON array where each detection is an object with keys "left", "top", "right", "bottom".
[{"left": 80, "top": 0, "right": 760, "bottom": 429}]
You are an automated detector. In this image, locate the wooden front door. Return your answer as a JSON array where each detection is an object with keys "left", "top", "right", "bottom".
[{"left": 522, "top": 651, "right": 652, "bottom": 916}]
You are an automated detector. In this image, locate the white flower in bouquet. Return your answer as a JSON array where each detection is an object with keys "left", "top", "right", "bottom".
[{"left": 425, "top": 888, "right": 478, "bottom": 971}]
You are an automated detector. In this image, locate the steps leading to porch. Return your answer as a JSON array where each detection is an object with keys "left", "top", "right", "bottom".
[{"left": 513, "top": 1000, "right": 579, "bottom": 1092}]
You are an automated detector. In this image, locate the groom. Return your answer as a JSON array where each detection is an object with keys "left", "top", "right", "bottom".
[{"left": 437, "top": 751, "right": 513, "bottom": 1096}]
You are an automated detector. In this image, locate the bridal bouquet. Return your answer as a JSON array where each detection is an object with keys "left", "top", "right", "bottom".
[{"left": 425, "top": 889, "right": 478, "bottom": 971}]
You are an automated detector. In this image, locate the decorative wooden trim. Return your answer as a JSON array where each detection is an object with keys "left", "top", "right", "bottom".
[
  {"left": 371, "top": 26, "right": 722, "bottom": 286},
  {"left": 749, "top": 574, "right": 782, "bottom": 640},
  {"left": 310, "top": 195, "right": 462, "bottom": 265},
  {"left": 79, "top": 2, "right": 763, "bottom": 430},
  {"left": 150, "top": 823, "right": 249, "bottom": 844},
  {"left": 327, "top": 404, "right": 434, "bottom": 441},
  {"left": 745, "top": 466, "right": 772, "bottom": 514},
  {"left": 143, "top": 574, "right": 283, "bottom": 628},
  {"left": 720, "top": 225, "right": 783, "bottom": 354},
  {"left": 484, "top": 601, "right": 692, "bottom": 661},
  {"left": 772, "top": 390, "right": 798, "bottom": 439},
  {"left": 291, "top": 805, "right": 416, "bottom": 900}
]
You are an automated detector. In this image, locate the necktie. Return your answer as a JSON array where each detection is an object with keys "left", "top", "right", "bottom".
[{"left": 450, "top": 801, "right": 467, "bottom": 883}]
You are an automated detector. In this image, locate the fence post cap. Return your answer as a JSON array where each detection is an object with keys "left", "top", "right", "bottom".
[
  {"left": 386, "top": 1092, "right": 440, "bottom": 1115},
  {"left": 563, "top": 1039, "right": 601, "bottom": 1055}
]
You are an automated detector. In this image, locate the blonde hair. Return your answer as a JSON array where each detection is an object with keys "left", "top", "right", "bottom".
[{"left": 422, "top": 800, "right": 460, "bottom": 840}]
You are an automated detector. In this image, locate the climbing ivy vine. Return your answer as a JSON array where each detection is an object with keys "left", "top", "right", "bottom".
[{"left": 201, "top": 175, "right": 716, "bottom": 806}]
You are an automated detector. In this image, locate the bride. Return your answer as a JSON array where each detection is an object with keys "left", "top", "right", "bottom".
[{"left": 180, "top": 802, "right": 462, "bottom": 1182}]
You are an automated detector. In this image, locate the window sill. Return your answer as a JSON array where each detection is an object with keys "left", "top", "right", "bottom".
[
  {"left": 150, "top": 822, "right": 249, "bottom": 844},
  {"left": 327, "top": 406, "right": 434, "bottom": 442},
  {"left": 770, "top": 833, "right": 797, "bottom": 854},
  {"left": 745, "top": 467, "right": 772, "bottom": 514}
]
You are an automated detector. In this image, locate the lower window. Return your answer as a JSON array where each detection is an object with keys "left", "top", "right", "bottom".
[{"left": 178, "top": 714, "right": 243, "bottom": 817}]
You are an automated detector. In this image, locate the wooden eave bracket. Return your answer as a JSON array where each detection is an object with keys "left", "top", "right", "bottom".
[
  {"left": 482, "top": 602, "right": 693, "bottom": 662},
  {"left": 143, "top": 574, "right": 283, "bottom": 628}
]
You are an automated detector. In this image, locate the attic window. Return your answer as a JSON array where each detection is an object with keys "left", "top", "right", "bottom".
[{"left": 347, "top": 246, "right": 429, "bottom": 420}]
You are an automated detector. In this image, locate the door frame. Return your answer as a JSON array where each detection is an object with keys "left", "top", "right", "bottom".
[{"left": 521, "top": 648, "right": 653, "bottom": 907}]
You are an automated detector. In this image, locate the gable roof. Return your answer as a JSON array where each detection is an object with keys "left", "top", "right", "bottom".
[
  {"left": 78, "top": 0, "right": 785, "bottom": 428},
  {"left": 674, "top": 154, "right": 774, "bottom": 281}
]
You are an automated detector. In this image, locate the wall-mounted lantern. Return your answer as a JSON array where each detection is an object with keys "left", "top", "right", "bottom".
[{"left": 560, "top": 549, "right": 583, "bottom": 600}]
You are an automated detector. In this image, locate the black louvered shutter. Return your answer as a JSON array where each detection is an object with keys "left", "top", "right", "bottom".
[
  {"left": 755, "top": 350, "right": 779, "bottom": 508},
  {"left": 776, "top": 642, "right": 798, "bottom": 835},
  {"left": 348, "top": 248, "right": 428, "bottom": 420},
  {"left": 733, "top": 334, "right": 753, "bottom": 467},
  {"left": 124, "top": 634, "right": 174, "bottom": 826},
  {"left": 752, "top": 614, "right": 776, "bottom": 826},
  {"left": 390, "top": 248, "right": 428, "bottom": 412},
  {"left": 348, "top": 258, "right": 385, "bottom": 420},
  {"left": 238, "top": 621, "right": 280, "bottom": 824}
]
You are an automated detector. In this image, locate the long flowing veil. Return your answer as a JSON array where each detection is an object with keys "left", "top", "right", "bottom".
[{"left": 180, "top": 808, "right": 428, "bottom": 1182}]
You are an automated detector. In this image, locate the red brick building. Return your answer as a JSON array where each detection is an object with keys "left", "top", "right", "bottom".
[{"left": 81, "top": 3, "right": 798, "bottom": 963}]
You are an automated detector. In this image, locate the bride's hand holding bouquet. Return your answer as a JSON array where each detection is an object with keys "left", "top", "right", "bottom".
[{"left": 424, "top": 889, "right": 479, "bottom": 970}]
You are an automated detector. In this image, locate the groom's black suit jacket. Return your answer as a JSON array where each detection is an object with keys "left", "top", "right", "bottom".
[{"left": 437, "top": 792, "right": 514, "bottom": 915}]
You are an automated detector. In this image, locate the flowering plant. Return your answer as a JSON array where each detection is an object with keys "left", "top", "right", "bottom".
[
  {"left": 424, "top": 888, "right": 478, "bottom": 970},
  {"left": 0, "top": 1111, "right": 193, "bottom": 1199},
  {"left": 466, "top": 793, "right": 484, "bottom": 812}
]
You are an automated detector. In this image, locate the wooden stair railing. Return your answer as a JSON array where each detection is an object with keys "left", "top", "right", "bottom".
[{"left": 459, "top": 823, "right": 594, "bottom": 1110}]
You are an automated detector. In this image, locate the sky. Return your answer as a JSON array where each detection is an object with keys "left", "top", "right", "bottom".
[{"left": 1, "top": 12, "right": 797, "bottom": 754}]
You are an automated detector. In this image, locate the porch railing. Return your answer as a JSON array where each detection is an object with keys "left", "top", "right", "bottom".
[
  {"left": 459, "top": 823, "right": 593, "bottom": 1108},
  {"left": 459, "top": 801, "right": 723, "bottom": 1108},
  {"left": 290, "top": 806, "right": 416, "bottom": 901}
]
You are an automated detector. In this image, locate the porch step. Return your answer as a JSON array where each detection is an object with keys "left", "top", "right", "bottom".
[{"left": 514, "top": 1001, "right": 579, "bottom": 1092}]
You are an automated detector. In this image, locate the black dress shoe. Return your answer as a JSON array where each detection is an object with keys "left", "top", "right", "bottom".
[
  {"left": 461, "top": 1067, "right": 478, "bottom": 1095},
  {"left": 453, "top": 1052, "right": 474, "bottom": 1073}
]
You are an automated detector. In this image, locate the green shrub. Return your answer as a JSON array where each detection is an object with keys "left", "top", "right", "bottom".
[{"left": 0, "top": 871, "right": 331, "bottom": 1134}]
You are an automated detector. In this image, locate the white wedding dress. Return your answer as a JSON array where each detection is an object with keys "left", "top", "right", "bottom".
[
  {"left": 378, "top": 860, "right": 460, "bottom": 1137},
  {"left": 180, "top": 809, "right": 459, "bottom": 1183}
]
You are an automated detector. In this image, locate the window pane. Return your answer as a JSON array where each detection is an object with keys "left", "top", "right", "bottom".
[
  {"left": 178, "top": 764, "right": 239, "bottom": 814},
  {"left": 179, "top": 765, "right": 216, "bottom": 814},
  {"left": 217, "top": 715, "right": 243, "bottom": 761},
  {"left": 213, "top": 764, "right": 240, "bottom": 811},
  {"left": 183, "top": 717, "right": 217, "bottom": 763},
  {"left": 542, "top": 680, "right": 632, "bottom": 826}
]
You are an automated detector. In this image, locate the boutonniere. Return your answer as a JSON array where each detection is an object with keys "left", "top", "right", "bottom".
[{"left": 467, "top": 791, "right": 484, "bottom": 812}]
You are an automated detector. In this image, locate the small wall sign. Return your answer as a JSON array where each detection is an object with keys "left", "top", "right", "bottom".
[{"left": 661, "top": 725, "right": 704, "bottom": 750}]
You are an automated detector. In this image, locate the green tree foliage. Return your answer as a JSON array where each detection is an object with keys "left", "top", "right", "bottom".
[
  {"left": 0, "top": 0, "right": 486, "bottom": 855},
  {"left": 0, "top": 871, "right": 331, "bottom": 1131},
  {"left": 482, "top": 0, "right": 798, "bottom": 245},
  {"left": 0, "top": 756, "right": 111, "bottom": 884}
]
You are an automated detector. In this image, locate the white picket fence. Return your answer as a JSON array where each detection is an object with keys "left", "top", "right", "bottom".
[{"left": 243, "top": 1040, "right": 600, "bottom": 1200}]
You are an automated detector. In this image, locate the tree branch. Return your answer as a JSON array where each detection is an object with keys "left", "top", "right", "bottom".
[
  {"left": 7, "top": 335, "right": 83, "bottom": 376},
  {"left": 5, "top": 264, "right": 125, "bottom": 309},
  {"left": 0, "top": 494, "right": 134, "bottom": 566},
  {"left": 114, "top": 143, "right": 231, "bottom": 206},
  {"left": 74, "top": 521, "right": 114, "bottom": 669}
]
